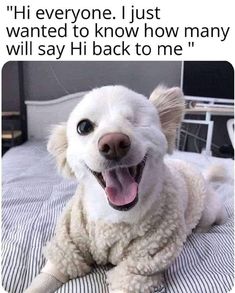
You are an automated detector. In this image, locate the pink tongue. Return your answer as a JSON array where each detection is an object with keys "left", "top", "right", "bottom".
[{"left": 103, "top": 167, "right": 138, "bottom": 206}]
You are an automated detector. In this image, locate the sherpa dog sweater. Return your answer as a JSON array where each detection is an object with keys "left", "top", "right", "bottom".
[{"left": 44, "top": 159, "right": 206, "bottom": 292}]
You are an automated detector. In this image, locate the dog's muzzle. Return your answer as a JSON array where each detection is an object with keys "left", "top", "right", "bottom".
[{"left": 87, "top": 155, "right": 147, "bottom": 211}]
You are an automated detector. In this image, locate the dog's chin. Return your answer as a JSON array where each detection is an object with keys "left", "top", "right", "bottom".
[{"left": 86, "top": 155, "right": 147, "bottom": 211}]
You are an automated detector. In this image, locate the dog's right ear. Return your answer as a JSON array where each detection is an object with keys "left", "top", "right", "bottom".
[
  {"left": 149, "top": 85, "right": 185, "bottom": 154},
  {"left": 47, "top": 124, "right": 74, "bottom": 178}
]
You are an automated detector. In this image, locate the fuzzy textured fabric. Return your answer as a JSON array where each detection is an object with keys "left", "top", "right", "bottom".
[{"left": 44, "top": 159, "right": 206, "bottom": 293}]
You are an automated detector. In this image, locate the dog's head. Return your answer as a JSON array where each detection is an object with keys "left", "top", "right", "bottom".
[{"left": 48, "top": 85, "right": 184, "bottom": 211}]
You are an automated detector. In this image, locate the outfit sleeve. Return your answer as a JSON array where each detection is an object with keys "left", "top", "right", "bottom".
[
  {"left": 43, "top": 195, "right": 92, "bottom": 279},
  {"left": 107, "top": 218, "right": 186, "bottom": 293}
]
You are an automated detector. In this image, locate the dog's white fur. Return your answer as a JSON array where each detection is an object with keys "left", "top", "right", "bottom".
[{"left": 25, "top": 85, "right": 226, "bottom": 293}]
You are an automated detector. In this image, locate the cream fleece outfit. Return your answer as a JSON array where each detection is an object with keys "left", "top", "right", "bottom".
[{"left": 44, "top": 159, "right": 206, "bottom": 293}]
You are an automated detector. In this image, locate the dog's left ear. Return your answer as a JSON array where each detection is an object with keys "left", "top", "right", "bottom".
[
  {"left": 149, "top": 86, "right": 185, "bottom": 154},
  {"left": 47, "top": 123, "right": 75, "bottom": 178}
]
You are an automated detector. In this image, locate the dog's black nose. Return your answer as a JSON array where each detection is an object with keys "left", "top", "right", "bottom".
[{"left": 98, "top": 133, "right": 131, "bottom": 160}]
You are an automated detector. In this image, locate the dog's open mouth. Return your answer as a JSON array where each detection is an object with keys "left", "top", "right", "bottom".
[{"left": 88, "top": 155, "right": 147, "bottom": 211}]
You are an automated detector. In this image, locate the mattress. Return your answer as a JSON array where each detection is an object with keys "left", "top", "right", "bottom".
[{"left": 2, "top": 141, "right": 234, "bottom": 293}]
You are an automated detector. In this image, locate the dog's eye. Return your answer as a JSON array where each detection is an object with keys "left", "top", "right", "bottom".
[{"left": 77, "top": 119, "right": 94, "bottom": 135}]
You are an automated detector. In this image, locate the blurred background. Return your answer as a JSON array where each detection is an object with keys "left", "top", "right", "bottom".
[{"left": 2, "top": 61, "right": 234, "bottom": 157}]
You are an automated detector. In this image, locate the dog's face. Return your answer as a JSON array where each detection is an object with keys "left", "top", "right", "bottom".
[{"left": 48, "top": 85, "right": 184, "bottom": 212}]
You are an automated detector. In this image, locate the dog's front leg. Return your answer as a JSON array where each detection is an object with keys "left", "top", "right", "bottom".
[
  {"left": 107, "top": 238, "right": 183, "bottom": 293},
  {"left": 106, "top": 261, "right": 163, "bottom": 293},
  {"left": 24, "top": 204, "right": 93, "bottom": 291},
  {"left": 24, "top": 261, "right": 69, "bottom": 293}
]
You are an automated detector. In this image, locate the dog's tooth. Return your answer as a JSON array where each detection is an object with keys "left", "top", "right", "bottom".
[
  {"left": 133, "top": 166, "right": 137, "bottom": 177},
  {"left": 129, "top": 166, "right": 134, "bottom": 177},
  {"left": 129, "top": 166, "right": 137, "bottom": 177}
]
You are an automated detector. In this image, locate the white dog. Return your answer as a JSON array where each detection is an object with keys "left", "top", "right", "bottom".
[{"left": 25, "top": 85, "right": 226, "bottom": 293}]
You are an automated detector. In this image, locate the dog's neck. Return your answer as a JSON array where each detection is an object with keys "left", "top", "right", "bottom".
[{"left": 80, "top": 158, "right": 166, "bottom": 224}]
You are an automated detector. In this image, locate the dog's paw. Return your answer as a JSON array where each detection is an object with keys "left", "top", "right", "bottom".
[
  {"left": 24, "top": 272, "right": 63, "bottom": 293},
  {"left": 194, "top": 225, "right": 211, "bottom": 233},
  {"left": 107, "top": 268, "right": 127, "bottom": 293}
]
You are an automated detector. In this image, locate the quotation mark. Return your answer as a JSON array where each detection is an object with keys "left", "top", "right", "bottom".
[
  {"left": 7, "top": 6, "right": 13, "bottom": 11},
  {"left": 188, "top": 41, "right": 194, "bottom": 47}
]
